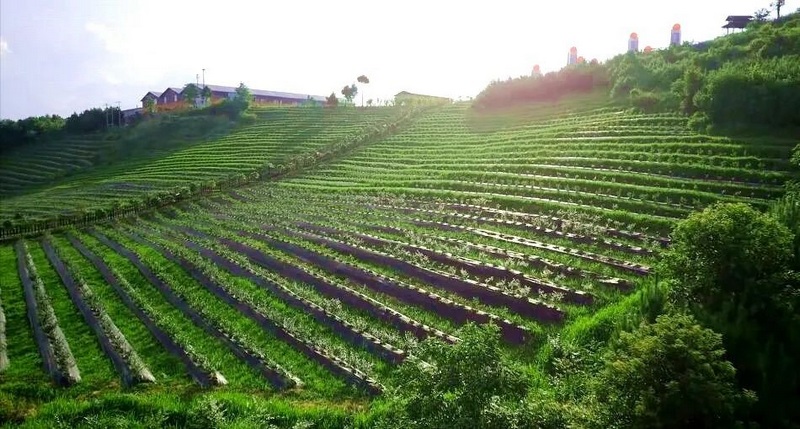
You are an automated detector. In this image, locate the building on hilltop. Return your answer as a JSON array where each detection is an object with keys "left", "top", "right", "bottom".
[
  {"left": 158, "top": 88, "right": 183, "bottom": 105},
  {"left": 394, "top": 91, "right": 452, "bottom": 106},
  {"left": 722, "top": 15, "right": 753, "bottom": 33},
  {"left": 140, "top": 91, "right": 162, "bottom": 108},
  {"left": 140, "top": 85, "right": 327, "bottom": 110},
  {"left": 199, "top": 84, "right": 327, "bottom": 106}
]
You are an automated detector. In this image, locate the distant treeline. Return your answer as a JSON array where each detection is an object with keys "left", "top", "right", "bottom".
[
  {"left": 0, "top": 107, "right": 122, "bottom": 152},
  {"left": 474, "top": 12, "right": 800, "bottom": 131}
]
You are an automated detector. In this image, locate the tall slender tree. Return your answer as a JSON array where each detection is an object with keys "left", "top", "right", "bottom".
[
  {"left": 771, "top": 0, "right": 785, "bottom": 18},
  {"left": 357, "top": 75, "right": 370, "bottom": 106}
]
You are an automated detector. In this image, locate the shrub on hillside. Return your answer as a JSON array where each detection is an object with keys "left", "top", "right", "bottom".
[
  {"left": 662, "top": 202, "right": 800, "bottom": 427},
  {"left": 386, "top": 323, "right": 528, "bottom": 429},
  {"left": 694, "top": 56, "right": 800, "bottom": 129},
  {"left": 590, "top": 313, "right": 754, "bottom": 428}
]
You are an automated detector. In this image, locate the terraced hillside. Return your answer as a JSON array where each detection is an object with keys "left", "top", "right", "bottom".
[
  {"left": 0, "top": 106, "right": 412, "bottom": 230},
  {"left": 0, "top": 134, "right": 119, "bottom": 195},
  {"left": 0, "top": 93, "right": 795, "bottom": 423}
]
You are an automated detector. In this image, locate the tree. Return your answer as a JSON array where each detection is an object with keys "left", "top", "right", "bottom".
[
  {"left": 389, "top": 323, "right": 528, "bottom": 429},
  {"left": 357, "top": 75, "right": 370, "bottom": 106},
  {"left": 143, "top": 97, "right": 156, "bottom": 114},
  {"left": 182, "top": 83, "right": 199, "bottom": 107},
  {"left": 770, "top": 190, "right": 800, "bottom": 269},
  {"left": 201, "top": 85, "right": 212, "bottom": 106},
  {"left": 662, "top": 202, "right": 792, "bottom": 310},
  {"left": 326, "top": 92, "right": 339, "bottom": 106},
  {"left": 341, "top": 84, "right": 358, "bottom": 105},
  {"left": 367, "top": 98, "right": 373, "bottom": 107},
  {"left": 662, "top": 202, "right": 800, "bottom": 427},
  {"left": 772, "top": 0, "right": 786, "bottom": 18},
  {"left": 754, "top": 7, "right": 771, "bottom": 21},
  {"left": 234, "top": 82, "right": 252, "bottom": 105},
  {"left": 592, "top": 313, "right": 754, "bottom": 428}
]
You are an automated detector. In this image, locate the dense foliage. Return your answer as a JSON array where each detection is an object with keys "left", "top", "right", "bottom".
[
  {"left": 662, "top": 203, "right": 800, "bottom": 427},
  {"left": 607, "top": 12, "right": 800, "bottom": 130},
  {"left": 474, "top": 12, "right": 800, "bottom": 131},
  {"left": 0, "top": 106, "right": 125, "bottom": 153},
  {"left": 387, "top": 324, "right": 527, "bottom": 429},
  {"left": 591, "top": 313, "right": 754, "bottom": 428},
  {"left": 0, "top": 115, "right": 65, "bottom": 152}
]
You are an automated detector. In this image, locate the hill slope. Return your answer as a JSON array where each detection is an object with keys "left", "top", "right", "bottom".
[
  {"left": 0, "top": 106, "right": 413, "bottom": 231},
  {"left": 1, "top": 90, "right": 796, "bottom": 425}
]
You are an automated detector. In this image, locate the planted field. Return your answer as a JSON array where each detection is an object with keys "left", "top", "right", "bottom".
[
  {"left": 0, "top": 94, "right": 793, "bottom": 416},
  {"left": 0, "top": 106, "right": 410, "bottom": 229}
]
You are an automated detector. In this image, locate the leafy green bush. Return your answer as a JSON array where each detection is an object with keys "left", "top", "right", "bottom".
[
  {"left": 662, "top": 202, "right": 800, "bottom": 427},
  {"left": 590, "top": 313, "right": 754, "bottom": 429},
  {"left": 387, "top": 323, "right": 528, "bottom": 429}
]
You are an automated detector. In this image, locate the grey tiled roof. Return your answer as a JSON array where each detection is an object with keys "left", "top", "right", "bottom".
[{"left": 191, "top": 84, "right": 327, "bottom": 102}]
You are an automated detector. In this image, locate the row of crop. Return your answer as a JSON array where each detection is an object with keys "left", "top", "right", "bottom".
[
  {"left": 119, "top": 230, "right": 309, "bottom": 388},
  {"left": 82, "top": 224, "right": 356, "bottom": 391},
  {"left": 166, "top": 208, "right": 538, "bottom": 345},
  {"left": 14, "top": 240, "right": 80, "bottom": 385},
  {"left": 350, "top": 220, "right": 634, "bottom": 291},
  {"left": 249, "top": 200, "right": 640, "bottom": 291},
  {"left": 368, "top": 200, "right": 671, "bottom": 248},
  {"left": 409, "top": 218, "right": 652, "bottom": 276},
  {"left": 40, "top": 237, "right": 154, "bottom": 386},
  {"left": 218, "top": 225, "right": 459, "bottom": 345},
  {"left": 356, "top": 135, "right": 793, "bottom": 159},
  {"left": 334, "top": 160, "right": 784, "bottom": 199},
  {"left": 347, "top": 155, "right": 789, "bottom": 187},
  {"left": 213, "top": 188, "right": 657, "bottom": 281},
  {"left": 260, "top": 196, "right": 653, "bottom": 280},
  {"left": 283, "top": 176, "right": 687, "bottom": 224},
  {"left": 357, "top": 137, "right": 793, "bottom": 162},
  {"left": 174, "top": 225, "right": 407, "bottom": 365},
  {"left": 357, "top": 202, "right": 656, "bottom": 257},
  {"left": 140, "top": 223, "right": 408, "bottom": 365},
  {"left": 129, "top": 215, "right": 398, "bottom": 373},
  {"left": 226, "top": 186, "right": 669, "bottom": 249},
  {"left": 66, "top": 234, "right": 217, "bottom": 387},
  {"left": 67, "top": 232, "right": 224, "bottom": 387},
  {"left": 350, "top": 148, "right": 793, "bottom": 176},
  {"left": 0, "top": 290, "right": 7, "bottom": 372},
  {"left": 89, "top": 228, "right": 307, "bottom": 389},
  {"left": 134, "top": 223, "right": 386, "bottom": 394},
  {"left": 299, "top": 169, "right": 760, "bottom": 214},
  {"left": 294, "top": 220, "right": 593, "bottom": 306},
  {"left": 274, "top": 181, "right": 679, "bottom": 235},
  {"left": 390, "top": 179, "right": 696, "bottom": 218},
  {"left": 280, "top": 223, "right": 565, "bottom": 324}
]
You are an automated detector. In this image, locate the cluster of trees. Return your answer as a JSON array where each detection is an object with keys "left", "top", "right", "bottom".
[
  {"left": 0, "top": 106, "right": 123, "bottom": 152},
  {"left": 186, "top": 82, "right": 252, "bottom": 120},
  {"left": 473, "top": 11, "right": 799, "bottom": 132},
  {"left": 0, "top": 115, "right": 65, "bottom": 152},
  {"left": 606, "top": 11, "right": 799, "bottom": 131},
  {"left": 472, "top": 62, "right": 608, "bottom": 109},
  {"left": 327, "top": 75, "right": 371, "bottom": 107}
]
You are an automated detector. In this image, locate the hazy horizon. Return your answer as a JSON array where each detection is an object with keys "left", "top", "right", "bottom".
[{"left": 0, "top": 0, "right": 793, "bottom": 120}]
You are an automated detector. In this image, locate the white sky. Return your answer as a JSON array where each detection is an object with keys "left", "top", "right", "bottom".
[{"left": 0, "top": 0, "right": 793, "bottom": 119}]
